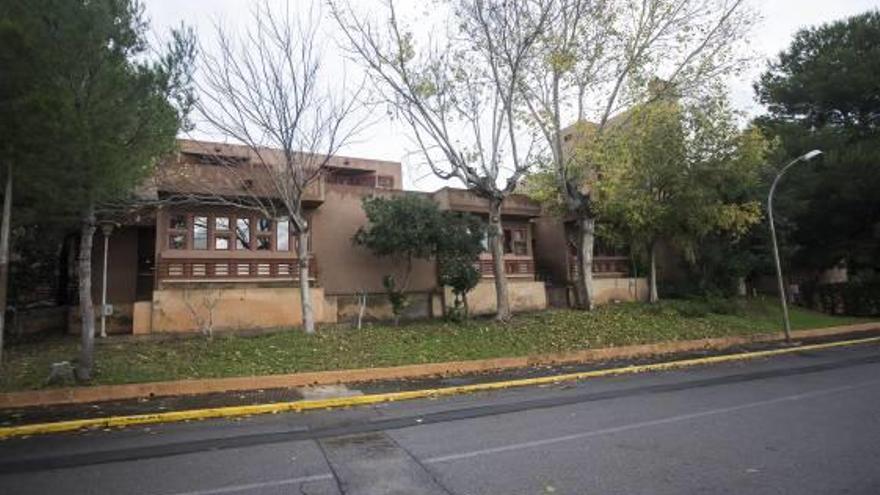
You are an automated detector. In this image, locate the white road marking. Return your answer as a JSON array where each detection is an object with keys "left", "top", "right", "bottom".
[
  {"left": 166, "top": 473, "right": 333, "bottom": 495},
  {"left": 423, "top": 378, "right": 880, "bottom": 464}
]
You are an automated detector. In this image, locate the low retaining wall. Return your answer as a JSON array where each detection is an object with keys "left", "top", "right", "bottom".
[
  {"left": 2, "top": 322, "right": 875, "bottom": 409},
  {"left": 150, "top": 286, "right": 332, "bottom": 333},
  {"left": 452, "top": 280, "right": 547, "bottom": 316}
]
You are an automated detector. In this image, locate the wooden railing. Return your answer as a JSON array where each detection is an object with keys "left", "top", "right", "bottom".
[
  {"left": 475, "top": 258, "right": 536, "bottom": 278},
  {"left": 569, "top": 256, "right": 630, "bottom": 280},
  {"left": 158, "top": 257, "right": 317, "bottom": 282},
  {"left": 326, "top": 174, "right": 394, "bottom": 188}
]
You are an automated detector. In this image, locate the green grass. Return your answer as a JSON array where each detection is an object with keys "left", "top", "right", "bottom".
[{"left": 0, "top": 298, "right": 871, "bottom": 393}]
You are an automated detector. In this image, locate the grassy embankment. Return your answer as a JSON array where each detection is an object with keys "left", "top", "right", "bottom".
[{"left": 0, "top": 297, "right": 871, "bottom": 392}]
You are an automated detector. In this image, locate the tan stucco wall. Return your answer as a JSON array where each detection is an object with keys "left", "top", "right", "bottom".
[
  {"left": 593, "top": 277, "right": 648, "bottom": 304},
  {"left": 310, "top": 187, "right": 438, "bottom": 295},
  {"left": 150, "top": 286, "right": 331, "bottom": 333},
  {"left": 449, "top": 280, "right": 547, "bottom": 316},
  {"left": 334, "top": 292, "right": 436, "bottom": 324},
  {"left": 132, "top": 301, "right": 152, "bottom": 335}
]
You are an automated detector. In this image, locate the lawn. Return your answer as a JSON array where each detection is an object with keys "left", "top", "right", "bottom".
[{"left": 0, "top": 298, "right": 871, "bottom": 392}]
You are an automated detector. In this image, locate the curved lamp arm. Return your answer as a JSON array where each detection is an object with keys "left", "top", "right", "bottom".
[{"left": 767, "top": 149, "right": 822, "bottom": 342}]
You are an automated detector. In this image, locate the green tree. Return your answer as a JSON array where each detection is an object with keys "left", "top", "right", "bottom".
[
  {"left": 0, "top": 0, "right": 194, "bottom": 379},
  {"left": 593, "top": 93, "right": 767, "bottom": 302},
  {"left": 437, "top": 213, "right": 486, "bottom": 319},
  {"left": 520, "top": 0, "right": 757, "bottom": 310},
  {"left": 755, "top": 10, "right": 880, "bottom": 277},
  {"left": 354, "top": 195, "right": 442, "bottom": 324}
]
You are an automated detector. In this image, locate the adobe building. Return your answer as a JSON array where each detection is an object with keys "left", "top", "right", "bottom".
[{"left": 79, "top": 139, "right": 646, "bottom": 335}]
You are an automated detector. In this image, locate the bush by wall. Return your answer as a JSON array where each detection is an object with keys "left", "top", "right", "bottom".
[{"left": 804, "top": 280, "right": 880, "bottom": 316}]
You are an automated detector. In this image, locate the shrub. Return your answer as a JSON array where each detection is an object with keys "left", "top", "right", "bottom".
[{"left": 812, "top": 280, "right": 880, "bottom": 316}]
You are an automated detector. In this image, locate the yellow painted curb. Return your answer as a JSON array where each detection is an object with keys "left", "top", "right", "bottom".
[{"left": 2, "top": 335, "right": 878, "bottom": 439}]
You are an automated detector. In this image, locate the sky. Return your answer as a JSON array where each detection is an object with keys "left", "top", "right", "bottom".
[{"left": 144, "top": 0, "right": 880, "bottom": 191}]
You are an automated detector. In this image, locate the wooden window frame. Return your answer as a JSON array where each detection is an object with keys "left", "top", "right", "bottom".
[{"left": 165, "top": 211, "right": 306, "bottom": 254}]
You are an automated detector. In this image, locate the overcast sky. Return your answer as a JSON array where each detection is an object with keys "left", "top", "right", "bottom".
[{"left": 144, "top": 0, "right": 880, "bottom": 191}]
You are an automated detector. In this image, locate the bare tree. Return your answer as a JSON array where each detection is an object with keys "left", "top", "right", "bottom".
[
  {"left": 331, "top": 0, "right": 551, "bottom": 320},
  {"left": 194, "top": 2, "right": 365, "bottom": 333},
  {"left": 183, "top": 286, "right": 221, "bottom": 338},
  {"left": 519, "top": 0, "right": 756, "bottom": 309}
]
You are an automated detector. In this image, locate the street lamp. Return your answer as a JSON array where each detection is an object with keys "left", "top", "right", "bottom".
[
  {"left": 767, "top": 149, "right": 823, "bottom": 342},
  {"left": 99, "top": 222, "right": 116, "bottom": 339}
]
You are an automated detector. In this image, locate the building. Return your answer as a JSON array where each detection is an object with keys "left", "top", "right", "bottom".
[{"left": 80, "top": 139, "right": 645, "bottom": 335}]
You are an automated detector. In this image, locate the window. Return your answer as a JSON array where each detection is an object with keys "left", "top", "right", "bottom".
[
  {"left": 235, "top": 218, "right": 251, "bottom": 250},
  {"left": 503, "top": 228, "right": 528, "bottom": 255},
  {"left": 215, "top": 216, "right": 230, "bottom": 231},
  {"left": 377, "top": 176, "right": 394, "bottom": 188},
  {"left": 215, "top": 236, "right": 230, "bottom": 250},
  {"left": 256, "top": 237, "right": 271, "bottom": 250},
  {"left": 168, "top": 214, "right": 188, "bottom": 249},
  {"left": 169, "top": 234, "right": 186, "bottom": 250},
  {"left": 193, "top": 216, "right": 208, "bottom": 250},
  {"left": 512, "top": 229, "right": 528, "bottom": 255},
  {"left": 276, "top": 218, "right": 290, "bottom": 251},
  {"left": 255, "top": 217, "right": 272, "bottom": 251}
]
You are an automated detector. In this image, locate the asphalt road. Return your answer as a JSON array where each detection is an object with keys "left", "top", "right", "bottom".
[{"left": 1, "top": 343, "right": 879, "bottom": 494}]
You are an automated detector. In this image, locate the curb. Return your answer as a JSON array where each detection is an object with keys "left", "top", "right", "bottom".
[
  {"left": 2, "top": 322, "right": 878, "bottom": 410},
  {"left": 1, "top": 335, "right": 878, "bottom": 439}
]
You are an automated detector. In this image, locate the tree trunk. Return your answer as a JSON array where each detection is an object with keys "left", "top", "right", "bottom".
[
  {"left": 573, "top": 215, "right": 596, "bottom": 311},
  {"left": 77, "top": 206, "right": 97, "bottom": 381},
  {"left": 649, "top": 241, "right": 659, "bottom": 303},
  {"left": 0, "top": 163, "right": 11, "bottom": 367},
  {"left": 297, "top": 229, "right": 315, "bottom": 334},
  {"left": 488, "top": 199, "right": 510, "bottom": 321}
]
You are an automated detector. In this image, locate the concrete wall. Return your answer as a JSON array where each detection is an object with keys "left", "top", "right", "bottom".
[
  {"left": 310, "top": 187, "right": 438, "bottom": 295},
  {"left": 333, "top": 291, "right": 436, "bottom": 324},
  {"left": 149, "top": 286, "right": 332, "bottom": 333},
  {"left": 448, "top": 280, "right": 547, "bottom": 316}
]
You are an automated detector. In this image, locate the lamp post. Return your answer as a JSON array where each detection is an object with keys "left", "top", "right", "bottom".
[
  {"left": 99, "top": 222, "right": 115, "bottom": 338},
  {"left": 768, "top": 149, "right": 822, "bottom": 342}
]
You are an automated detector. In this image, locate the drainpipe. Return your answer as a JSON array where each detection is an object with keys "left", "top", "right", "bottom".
[{"left": 99, "top": 223, "right": 115, "bottom": 338}]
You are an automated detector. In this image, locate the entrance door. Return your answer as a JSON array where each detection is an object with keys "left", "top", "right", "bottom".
[{"left": 135, "top": 227, "right": 156, "bottom": 301}]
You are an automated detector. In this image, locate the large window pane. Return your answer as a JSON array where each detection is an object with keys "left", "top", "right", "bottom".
[
  {"left": 193, "top": 216, "right": 208, "bottom": 250},
  {"left": 276, "top": 218, "right": 290, "bottom": 251},
  {"left": 169, "top": 234, "right": 186, "bottom": 250},
  {"left": 235, "top": 218, "right": 250, "bottom": 250},
  {"left": 215, "top": 236, "right": 230, "bottom": 250}
]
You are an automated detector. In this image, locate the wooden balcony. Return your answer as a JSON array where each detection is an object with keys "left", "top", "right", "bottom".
[
  {"left": 475, "top": 258, "right": 536, "bottom": 278},
  {"left": 569, "top": 255, "right": 629, "bottom": 280},
  {"left": 326, "top": 173, "right": 394, "bottom": 189},
  {"left": 158, "top": 257, "right": 317, "bottom": 283}
]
